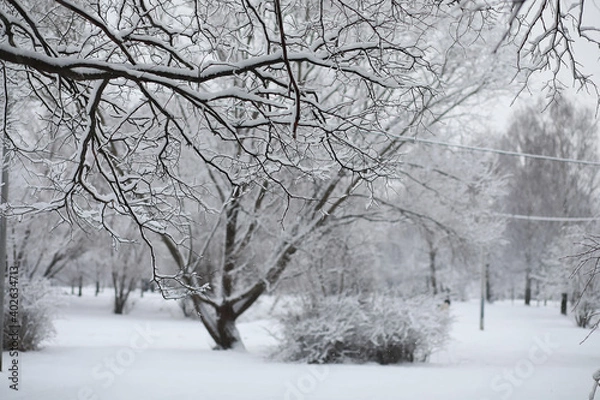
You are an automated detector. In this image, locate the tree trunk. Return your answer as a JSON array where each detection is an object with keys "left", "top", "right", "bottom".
[
  {"left": 95, "top": 279, "right": 100, "bottom": 296},
  {"left": 78, "top": 275, "right": 83, "bottom": 297},
  {"left": 190, "top": 295, "right": 245, "bottom": 350},
  {"left": 216, "top": 304, "right": 244, "bottom": 350},
  {"left": 524, "top": 270, "right": 532, "bottom": 306},
  {"left": 560, "top": 293, "right": 568, "bottom": 315},
  {"left": 114, "top": 299, "right": 125, "bottom": 314},
  {"left": 112, "top": 272, "right": 135, "bottom": 315},
  {"left": 429, "top": 249, "right": 438, "bottom": 296}
]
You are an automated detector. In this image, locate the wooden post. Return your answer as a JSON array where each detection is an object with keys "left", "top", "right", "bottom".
[{"left": 485, "top": 263, "right": 492, "bottom": 302}]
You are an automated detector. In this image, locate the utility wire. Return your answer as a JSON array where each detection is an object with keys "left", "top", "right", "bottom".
[
  {"left": 395, "top": 136, "right": 600, "bottom": 167},
  {"left": 491, "top": 213, "right": 600, "bottom": 222},
  {"left": 394, "top": 135, "right": 600, "bottom": 222}
]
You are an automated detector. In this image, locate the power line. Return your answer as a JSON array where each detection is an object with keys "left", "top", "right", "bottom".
[
  {"left": 395, "top": 136, "right": 600, "bottom": 167},
  {"left": 394, "top": 136, "right": 600, "bottom": 222},
  {"left": 392, "top": 135, "right": 600, "bottom": 222},
  {"left": 492, "top": 213, "right": 600, "bottom": 222}
]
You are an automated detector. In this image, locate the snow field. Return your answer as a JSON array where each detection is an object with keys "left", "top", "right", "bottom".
[{"left": 1, "top": 289, "right": 599, "bottom": 400}]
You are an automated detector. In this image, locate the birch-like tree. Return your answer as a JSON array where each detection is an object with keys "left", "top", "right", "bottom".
[{"left": 370, "top": 130, "right": 507, "bottom": 299}]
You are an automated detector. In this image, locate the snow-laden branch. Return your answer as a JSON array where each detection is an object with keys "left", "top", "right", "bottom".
[{"left": 0, "top": 41, "right": 422, "bottom": 89}]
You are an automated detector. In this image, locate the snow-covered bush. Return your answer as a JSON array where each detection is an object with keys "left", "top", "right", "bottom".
[
  {"left": 3, "top": 275, "right": 59, "bottom": 351},
  {"left": 572, "top": 285, "right": 600, "bottom": 329},
  {"left": 275, "top": 294, "right": 451, "bottom": 364},
  {"left": 570, "top": 264, "right": 600, "bottom": 329},
  {"left": 574, "top": 298, "right": 598, "bottom": 329}
]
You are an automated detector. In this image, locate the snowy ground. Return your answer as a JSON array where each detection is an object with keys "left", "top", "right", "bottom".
[{"left": 1, "top": 289, "right": 599, "bottom": 400}]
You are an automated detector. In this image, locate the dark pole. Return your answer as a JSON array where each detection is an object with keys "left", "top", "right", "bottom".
[{"left": 480, "top": 250, "right": 486, "bottom": 331}]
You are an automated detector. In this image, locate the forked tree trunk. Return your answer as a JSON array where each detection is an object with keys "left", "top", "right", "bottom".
[
  {"left": 190, "top": 295, "right": 245, "bottom": 350},
  {"left": 112, "top": 272, "right": 136, "bottom": 315},
  {"left": 167, "top": 195, "right": 297, "bottom": 351}
]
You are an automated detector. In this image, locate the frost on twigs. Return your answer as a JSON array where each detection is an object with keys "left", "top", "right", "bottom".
[
  {"left": 491, "top": 0, "right": 600, "bottom": 98},
  {"left": 154, "top": 272, "right": 211, "bottom": 301},
  {"left": 274, "top": 294, "right": 452, "bottom": 364}
]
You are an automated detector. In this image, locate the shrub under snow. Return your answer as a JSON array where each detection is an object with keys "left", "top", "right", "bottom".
[
  {"left": 574, "top": 296, "right": 599, "bottom": 329},
  {"left": 3, "top": 275, "right": 58, "bottom": 351},
  {"left": 275, "top": 294, "right": 452, "bottom": 364},
  {"left": 571, "top": 274, "right": 600, "bottom": 329}
]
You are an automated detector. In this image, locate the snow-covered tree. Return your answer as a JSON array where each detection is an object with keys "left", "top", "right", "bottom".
[
  {"left": 110, "top": 240, "right": 148, "bottom": 314},
  {"left": 368, "top": 127, "right": 507, "bottom": 300},
  {"left": 0, "top": 0, "right": 506, "bottom": 349},
  {"left": 0, "top": 0, "right": 595, "bottom": 350}
]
